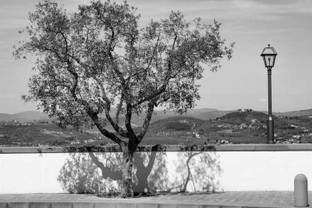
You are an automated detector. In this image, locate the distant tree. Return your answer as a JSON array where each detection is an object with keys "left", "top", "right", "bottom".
[{"left": 14, "top": 0, "right": 233, "bottom": 196}]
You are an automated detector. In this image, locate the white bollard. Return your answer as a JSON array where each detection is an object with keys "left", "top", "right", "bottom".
[{"left": 294, "top": 174, "right": 309, "bottom": 207}]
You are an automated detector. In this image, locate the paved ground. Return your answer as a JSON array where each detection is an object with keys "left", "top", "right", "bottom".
[{"left": 0, "top": 191, "right": 310, "bottom": 208}]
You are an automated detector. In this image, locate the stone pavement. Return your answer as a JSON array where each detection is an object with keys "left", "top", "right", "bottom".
[{"left": 0, "top": 191, "right": 310, "bottom": 208}]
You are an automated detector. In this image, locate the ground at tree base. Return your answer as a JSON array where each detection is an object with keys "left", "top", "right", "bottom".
[{"left": 0, "top": 191, "right": 309, "bottom": 208}]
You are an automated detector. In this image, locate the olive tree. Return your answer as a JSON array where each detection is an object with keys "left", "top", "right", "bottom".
[{"left": 14, "top": 0, "right": 233, "bottom": 197}]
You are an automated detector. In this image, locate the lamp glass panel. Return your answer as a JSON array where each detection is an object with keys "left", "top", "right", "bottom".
[{"left": 264, "top": 55, "right": 276, "bottom": 67}]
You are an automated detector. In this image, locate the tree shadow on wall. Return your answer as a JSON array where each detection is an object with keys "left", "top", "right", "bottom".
[{"left": 57, "top": 150, "right": 222, "bottom": 196}]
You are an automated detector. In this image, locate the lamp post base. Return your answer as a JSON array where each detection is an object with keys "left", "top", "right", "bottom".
[{"left": 267, "top": 119, "right": 274, "bottom": 144}]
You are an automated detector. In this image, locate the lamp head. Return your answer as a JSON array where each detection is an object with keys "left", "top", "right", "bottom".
[{"left": 261, "top": 44, "right": 277, "bottom": 68}]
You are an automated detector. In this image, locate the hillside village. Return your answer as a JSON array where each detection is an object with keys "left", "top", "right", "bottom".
[
  {"left": 0, "top": 109, "right": 312, "bottom": 146},
  {"left": 145, "top": 109, "right": 312, "bottom": 145}
]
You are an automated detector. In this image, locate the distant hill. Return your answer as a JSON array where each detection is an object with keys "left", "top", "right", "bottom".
[
  {"left": 0, "top": 108, "right": 225, "bottom": 124},
  {"left": 144, "top": 109, "right": 312, "bottom": 144},
  {"left": 277, "top": 109, "right": 312, "bottom": 117},
  {"left": 0, "top": 113, "right": 13, "bottom": 122},
  {"left": 132, "top": 108, "right": 229, "bottom": 125},
  {"left": 0, "top": 111, "right": 49, "bottom": 122},
  {"left": 147, "top": 116, "right": 205, "bottom": 134},
  {"left": 198, "top": 110, "right": 312, "bottom": 144},
  {"left": 1, "top": 107, "right": 311, "bottom": 124},
  {"left": 218, "top": 110, "right": 268, "bottom": 124}
]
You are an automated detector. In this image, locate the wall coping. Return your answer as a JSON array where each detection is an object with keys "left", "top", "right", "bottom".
[{"left": 1, "top": 143, "right": 312, "bottom": 154}]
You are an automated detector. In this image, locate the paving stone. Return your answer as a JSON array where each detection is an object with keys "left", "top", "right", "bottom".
[
  {"left": 158, "top": 205, "right": 177, "bottom": 208},
  {"left": 115, "top": 203, "right": 136, "bottom": 208},
  {"left": 135, "top": 203, "right": 158, "bottom": 208},
  {"left": 94, "top": 203, "right": 116, "bottom": 208},
  {"left": 51, "top": 203, "right": 72, "bottom": 208},
  {"left": 7, "top": 203, "right": 29, "bottom": 208},
  {"left": 176, "top": 204, "right": 202, "bottom": 208},
  {"left": 29, "top": 203, "right": 50, "bottom": 208},
  {"left": 73, "top": 203, "right": 93, "bottom": 208}
]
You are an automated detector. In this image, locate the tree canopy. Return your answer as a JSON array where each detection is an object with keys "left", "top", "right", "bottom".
[{"left": 15, "top": 0, "right": 233, "bottom": 145}]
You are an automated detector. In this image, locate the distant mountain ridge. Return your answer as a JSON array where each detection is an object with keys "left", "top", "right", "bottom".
[
  {"left": 0, "top": 108, "right": 311, "bottom": 123},
  {"left": 0, "top": 108, "right": 225, "bottom": 123}
]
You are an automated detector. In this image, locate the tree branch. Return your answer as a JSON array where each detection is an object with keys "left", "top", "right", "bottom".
[
  {"left": 125, "top": 103, "right": 136, "bottom": 141},
  {"left": 91, "top": 113, "right": 126, "bottom": 145},
  {"left": 135, "top": 34, "right": 178, "bottom": 106},
  {"left": 31, "top": 32, "right": 125, "bottom": 145},
  {"left": 144, "top": 32, "right": 161, "bottom": 71},
  {"left": 55, "top": 33, "right": 128, "bottom": 140},
  {"left": 137, "top": 100, "right": 156, "bottom": 141},
  {"left": 136, "top": 85, "right": 166, "bottom": 106},
  {"left": 55, "top": 41, "right": 126, "bottom": 145},
  {"left": 69, "top": 76, "right": 124, "bottom": 144},
  {"left": 115, "top": 92, "right": 124, "bottom": 125},
  {"left": 93, "top": 77, "right": 129, "bottom": 138}
]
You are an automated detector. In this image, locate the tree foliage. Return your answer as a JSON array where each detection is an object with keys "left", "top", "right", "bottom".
[{"left": 15, "top": 0, "right": 233, "bottom": 142}]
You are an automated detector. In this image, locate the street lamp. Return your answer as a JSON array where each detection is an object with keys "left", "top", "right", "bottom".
[{"left": 261, "top": 44, "right": 277, "bottom": 144}]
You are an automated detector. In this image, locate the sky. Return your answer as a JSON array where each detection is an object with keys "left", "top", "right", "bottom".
[{"left": 1, "top": 0, "right": 312, "bottom": 113}]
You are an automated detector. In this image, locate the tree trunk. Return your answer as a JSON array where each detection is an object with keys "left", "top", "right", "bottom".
[{"left": 121, "top": 146, "right": 135, "bottom": 197}]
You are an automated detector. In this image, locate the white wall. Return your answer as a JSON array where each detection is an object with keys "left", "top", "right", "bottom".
[{"left": 0, "top": 152, "right": 312, "bottom": 193}]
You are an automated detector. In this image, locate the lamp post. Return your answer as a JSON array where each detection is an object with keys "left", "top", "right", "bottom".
[{"left": 261, "top": 44, "right": 277, "bottom": 144}]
